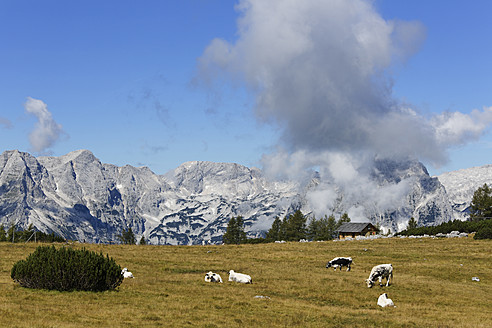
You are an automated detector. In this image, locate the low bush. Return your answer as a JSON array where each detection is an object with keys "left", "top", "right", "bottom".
[
  {"left": 474, "top": 220, "right": 492, "bottom": 239},
  {"left": 11, "top": 246, "right": 123, "bottom": 291},
  {"left": 398, "top": 218, "right": 492, "bottom": 238}
]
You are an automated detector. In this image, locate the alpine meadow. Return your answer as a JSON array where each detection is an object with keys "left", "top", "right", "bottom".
[
  {"left": 2, "top": 237, "right": 491, "bottom": 327},
  {"left": 2, "top": 1, "right": 492, "bottom": 327}
]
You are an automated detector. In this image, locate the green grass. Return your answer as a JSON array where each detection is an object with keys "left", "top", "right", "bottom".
[{"left": 1, "top": 237, "right": 491, "bottom": 327}]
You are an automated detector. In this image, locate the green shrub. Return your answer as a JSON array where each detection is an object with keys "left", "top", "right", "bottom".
[
  {"left": 398, "top": 218, "right": 492, "bottom": 237},
  {"left": 474, "top": 220, "right": 492, "bottom": 239},
  {"left": 11, "top": 246, "right": 124, "bottom": 291}
]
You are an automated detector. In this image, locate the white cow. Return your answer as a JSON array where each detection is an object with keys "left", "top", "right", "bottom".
[
  {"left": 377, "top": 293, "right": 395, "bottom": 307},
  {"left": 204, "top": 271, "right": 223, "bottom": 283},
  {"left": 228, "top": 270, "right": 252, "bottom": 284},
  {"left": 121, "top": 267, "right": 134, "bottom": 278},
  {"left": 366, "top": 264, "right": 393, "bottom": 288}
]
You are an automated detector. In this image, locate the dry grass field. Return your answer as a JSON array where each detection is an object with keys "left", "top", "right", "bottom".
[{"left": 1, "top": 237, "right": 491, "bottom": 327}]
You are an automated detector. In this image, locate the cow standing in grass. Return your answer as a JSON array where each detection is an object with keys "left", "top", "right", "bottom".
[
  {"left": 326, "top": 257, "right": 353, "bottom": 271},
  {"left": 366, "top": 264, "right": 393, "bottom": 288}
]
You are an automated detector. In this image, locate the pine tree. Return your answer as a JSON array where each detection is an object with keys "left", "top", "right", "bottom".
[
  {"left": 266, "top": 217, "right": 282, "bottom": 241},
  {"left": 117, "top": 228, "right": 136, "bottom": 245},
  {"left": 338, "top": 212, "right": 351, "bottom": 226},
  {"left": 283, "top": 210, "right": 307, "bottom": 241},
  {"left": 407, "top": 217, "right": 418, "bottom": 229},
  {"left": 139, "top": 236, "right": 146, "bottom": 245},
  {"left": 307, "top": 217, "right": 320, "bottom": 240},
  {"left": 469, "top": 183, "right": 492, "bottom": 221},
  {"left": 319, "top": 214, "right": 338, "bottom": 240},
  {"left": 308, "top": 215, "right": 338, "bottom": 241},
  {"left": 0, "top": 224, "right": 6, "bottom": 242},
  {"left": 222, "top": 216, "right": 247, "bottom": 244},
  {"left": 222, "top": 217, "right": 236, "bottom": 244}
]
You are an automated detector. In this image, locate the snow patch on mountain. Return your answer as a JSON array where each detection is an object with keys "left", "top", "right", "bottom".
[{"left": 437, "top": 165, "right": 492, "bottom": 220}]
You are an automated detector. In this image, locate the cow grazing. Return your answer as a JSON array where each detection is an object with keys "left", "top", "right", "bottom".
[
  {"left": 204, "top": 271, "right": 223, "bottom": 283},
  {"left": 121, "top": 267, "right": 134, "bottom": 278},
  {"left": 326, "top": 257, "right": 352, "bottom": 271},
  {"left": 366, "top": 264, "right": 393, "bottom": 288},
  {"left": 228, "top": 270, "right": 252, "bottom": 284},
  {"left": 377, "top": 293, "right": 395, "bottom": 307}
]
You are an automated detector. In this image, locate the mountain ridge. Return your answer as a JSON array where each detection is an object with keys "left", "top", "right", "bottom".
[{"left": 0, "top": 149, "right": 486, "bottom": 244}]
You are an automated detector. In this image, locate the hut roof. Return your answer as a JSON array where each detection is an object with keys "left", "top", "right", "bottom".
[{"left": 337, "top": 222, "right": 376, "bottom": 233}]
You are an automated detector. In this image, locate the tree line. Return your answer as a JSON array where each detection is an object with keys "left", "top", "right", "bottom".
[
  {"left": 0, "top": 223, "right": 65, "bottom": 243},
  {"left": 398, "top": 183, "right": 492, "bottom": 239},
  {"left": 222, "top": 210, "right": 351, "bottom": 244},
  {"left": 224, "top": 182, "right": 492, "bottom": 244}
]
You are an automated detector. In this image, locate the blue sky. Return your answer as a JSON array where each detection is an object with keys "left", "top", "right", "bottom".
[{"left": 1, "top": 0, "right": 491, "bottom": 177}]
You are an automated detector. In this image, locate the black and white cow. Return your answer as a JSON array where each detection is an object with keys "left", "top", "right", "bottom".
[
  {"left": 366, "top": 264, "right": 393, "bottom": 288},
  {"left": 204, "top": 271, "right": 223, "bottom": 283},
  {"left": 326, "top": 257, "right": 353, "bottom": 271}
]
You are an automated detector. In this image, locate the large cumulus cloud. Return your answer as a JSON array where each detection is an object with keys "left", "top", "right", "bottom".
[
  {"left": 197, "top": 0, "right": 492, "bottom": 220},
  {"left": 198, "top": 0, "right": 492, "bottom": 167}
]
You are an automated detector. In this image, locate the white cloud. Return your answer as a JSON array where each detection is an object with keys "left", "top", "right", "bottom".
[
  {"left": 24, "top": 97, "right": 65, "bottom": 153},
  {"left": 198, "top": 0, "right": 445, "bottom": 161},
  {"left": 432, "top": 107, "right": 492, "bottom": 146},
  {"left": 198, "top": 0, "right": 492, "bottom": 218},
  {"left": 199, "top": 0, "right": 492, "bottom": 168}
]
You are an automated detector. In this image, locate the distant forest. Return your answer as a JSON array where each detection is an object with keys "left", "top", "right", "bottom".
[{"left": 0, "top": 224, "right": 65, "bottom": 243}]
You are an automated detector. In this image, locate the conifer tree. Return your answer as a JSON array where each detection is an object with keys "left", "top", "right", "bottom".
[
  {"left": 0, "top": 224, "right": 6, "bottom": 242},
  {"left": 470, "top": 183, "right": 492, "bottom": 221},
  {"left": 307, "top": 215, "right": 338, "bottom": 241},
  {"left": 338, "top": 212, "right": 351, "bottom": 226},
  {"left": 266, "top": 216, "right": 282, "bottom": 241},
  {"left": 222, "top": 216, "right": 247, "bottom": 244},
  {"left": 139, "top": 235, "right": 147, "bottom": 245},
  {"left": 407, "top": 217, "right": 418, "bottom": 229},
  {"left": 307, "top": 217, "right": 320, "bottom": 240},
  {"left": 283, "top": 210, "right": 307, "bottom": 241},
  {"left": 117, "top": 227, "right": 136, "bottom": 245}
]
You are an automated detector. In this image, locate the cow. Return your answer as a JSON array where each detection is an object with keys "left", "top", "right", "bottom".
[
  {"left": 326, "top": 257, "right": 353, "bottom": 271},
  {"left": 366, "top": 264, "right": 393, "bottom": 288},
  {"left": 377, "top": 293, "right": 395, "bottom": 307},
  {"left": 204, "top": 271, "right": 223, "bottom": 283},
  {"left": 228, "top": 270, "right": 252, "bottom": 284},
  {"left": 121, "top": 267, "right": 134, "bottom": 278}
]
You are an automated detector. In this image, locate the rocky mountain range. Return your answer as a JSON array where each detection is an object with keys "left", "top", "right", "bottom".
[{"left": 0, "top": 149, "right": 486, "bottom": 244}]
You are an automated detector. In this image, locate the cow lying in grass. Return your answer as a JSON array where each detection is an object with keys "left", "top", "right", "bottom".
[
  {"left": 366, "top": 264, "right": 393, "bottom": 288},
  {"left": 326, "top": 257, "right": 352, "bottom": 271},
  {"left": 228, "top": 270, "right": 252, "bottom": 284},
  {"left": 204, "top": 271, "right": 223, "bottom": 283},
  {"left": 121, "top": 268, "right": 134, "bottom": 278},
  {"left": 377, "top": 293, "right": 395, "bottom": 307}
]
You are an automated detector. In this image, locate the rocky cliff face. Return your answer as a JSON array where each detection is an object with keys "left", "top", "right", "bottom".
[
  {"left": 0, "top": 149, "right": 461, "bottom": 244},
  {"left": 437, "top": 165, "right": 492, "bottom": 220}
]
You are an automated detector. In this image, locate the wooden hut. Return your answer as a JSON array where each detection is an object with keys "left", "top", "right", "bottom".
[{"left": 336, "top": 222, "right": 379, "bottom": 240}]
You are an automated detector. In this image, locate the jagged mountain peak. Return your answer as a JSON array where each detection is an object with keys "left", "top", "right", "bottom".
[
  {"left": 0, "top": 149, "right": 475, "bottom": 244},
  {"left": 165, "top": 160, "right": 265, "bottom": 196},
  {"left": 39, "top": 149, "right": 99, "bottom": 167}
]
